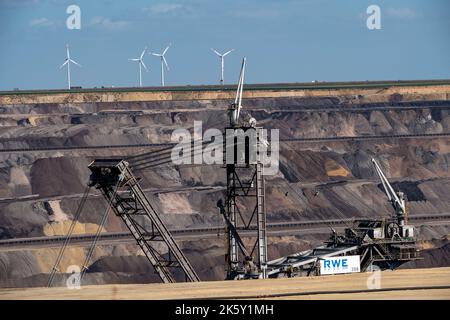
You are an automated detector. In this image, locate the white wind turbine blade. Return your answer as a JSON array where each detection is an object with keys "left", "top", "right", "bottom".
[
  {"left": 70, "top": 59, "right": 82, "bottom": 67},
  {"left": 211, "top": 48, "right": 222, "bottom": 56},
  {"left": 129, "top": 58, "right": 140, "bottom": 61},
  {"left": 162, "top": 56, "right": 169, "bottom": 70},
  {"left": 59, "top": 60, "right": 69, "bottom": 69},
  {"left": 163, "top": 44, "right": 171, "bottom": 55},
  {"left": 140, "top": 60, "right": 148, "bottom": 71},
  {"left": 223, "top": 49, "right": 234, "bottom": 57},
  {"left": 150, "top": 52, "right": 162, "bottom": 57},
  {"left": 140, "top": 47, "right": 147, "bottom": 59},
  {"left": 66, "top": 44, "right": 70, "bottom": 59}
]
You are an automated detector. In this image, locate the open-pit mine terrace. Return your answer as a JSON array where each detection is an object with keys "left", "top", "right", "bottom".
[{"left": 0, "top": 80, "right": 450, "bottom": 292}]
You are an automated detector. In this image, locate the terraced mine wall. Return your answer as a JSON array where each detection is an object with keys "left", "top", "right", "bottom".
[
  {"left": 0, "top": 83, "right": 450, "bottom": 287},
  {"left": 1, "top": 82, "right": 450, "bottom": 105}
]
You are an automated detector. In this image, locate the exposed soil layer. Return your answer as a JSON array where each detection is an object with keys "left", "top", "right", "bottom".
[{"left": 0, "top": 94, "right": 449, "bottom": 287}]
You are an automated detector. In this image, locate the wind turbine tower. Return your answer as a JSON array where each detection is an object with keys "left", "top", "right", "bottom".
[
  {"left": 150, "top": 44, "right": 171, "bottom": 86},
  {"left": 211, "top": 48, "right": 234, "bottom": 85},
  {"left": 128, "top": 47, "right": 148, "bottom": 87},
  {"left": 59, "top": 44, "right": 81, "bottom": 89}
]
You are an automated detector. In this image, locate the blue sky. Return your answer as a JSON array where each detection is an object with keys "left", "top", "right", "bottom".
[{"left": 0, "top": 0, "right": 449, "bottom": 90}]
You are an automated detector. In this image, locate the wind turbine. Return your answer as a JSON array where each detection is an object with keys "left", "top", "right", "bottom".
[
  {"left": 59, "top": 44, "right": 81, "bottom": 89},
  {"left": 150, "top": 44, "right": 171, "bottom": 86},
  {"left": 128, "top": 47, "right": 148, "bottom": 87},
  {"left": 211, "top": 48, "right": 234, "bottom": 85}
]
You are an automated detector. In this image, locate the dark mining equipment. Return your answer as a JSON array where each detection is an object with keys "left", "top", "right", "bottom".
[
  {"left": 323, "top": 158, "right": 421, "bottom": 271},
  {"left": 326, "top": 217, "right": 420, "bottom": 272},
  {"left": 264, "top": 159, "right": 421, "bottom": 279}
]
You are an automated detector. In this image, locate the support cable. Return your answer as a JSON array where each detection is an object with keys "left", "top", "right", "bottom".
[
  {"left": 126, "top": 118, "right": 227, "bottom": 164},
  {"left": 79, "top": 181, "right": 120, "bottom": 283},
  {"left": 47, "top": 185, "right": 91, "bottom": 287}
]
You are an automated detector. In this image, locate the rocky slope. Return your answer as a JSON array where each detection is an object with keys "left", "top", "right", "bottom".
[{"left": 0, "top": 95, "right": 449, "bottom": 287}]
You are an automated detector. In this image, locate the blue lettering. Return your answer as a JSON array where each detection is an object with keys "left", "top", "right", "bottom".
[
  {"left": 324, "top": 260, "right": 330, "bottom": 268},
  {"left": 331, "top": 260, "right": 341, "bottom": 268},
  {"left": 342, "top": 259, "right": 348, "bottom": 267}
]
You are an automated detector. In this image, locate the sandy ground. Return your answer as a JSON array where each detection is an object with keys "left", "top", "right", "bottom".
[
  {"left": 1, "top": 267, "right": 449, "bottom": 300},
  {"left": 288, "top": 289, "right": 450, "bottom": 300}
]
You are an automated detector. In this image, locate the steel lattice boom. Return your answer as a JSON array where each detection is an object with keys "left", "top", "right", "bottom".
[{"left": 88, "top": 159, "right": 199, "bottom": 283}]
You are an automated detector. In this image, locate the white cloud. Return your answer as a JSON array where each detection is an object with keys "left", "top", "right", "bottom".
[
  {"left": 233, "top": 7, "right": 282, "bottom": 19},
  {"left": 144, "top": 3, "right": 185, "bottom": 15},
  {"left": 88, "top": 17, "right": 131, "bottom": 30},
  {"left": 230, "top": 2, "right": 290, "bottom": 20},
  {"left": 386, "top": 7, "right": 417, "bottom": 19},
  {"left": 1, "top": 0, "right": 40, "bottom": 7},
  {"left": 29, "top": 18, "right": 56, "bottom": 27}
]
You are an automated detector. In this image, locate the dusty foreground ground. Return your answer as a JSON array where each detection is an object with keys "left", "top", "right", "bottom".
[{"left": 1, "top": 267, "right": 449, "bottom": 300}]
